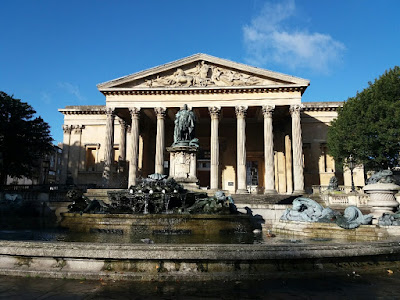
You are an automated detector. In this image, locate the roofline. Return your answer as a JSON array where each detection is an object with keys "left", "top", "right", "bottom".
[
  {"left": 97, "top": 53, "right": 310, "bottom": 90},
  {"left": 303, "top": 101, "right": 343, "bottom": 111}
]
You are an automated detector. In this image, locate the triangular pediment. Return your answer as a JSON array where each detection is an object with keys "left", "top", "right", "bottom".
[{"left": 97, "top": 53, "right": 309, "bottom": 90}]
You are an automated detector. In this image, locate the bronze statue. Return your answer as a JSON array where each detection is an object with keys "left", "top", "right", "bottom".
[{"left": 173, "top": 104, "right": 197, "bottom": 146}]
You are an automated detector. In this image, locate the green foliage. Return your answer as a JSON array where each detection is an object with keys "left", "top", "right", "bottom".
[
  {"left": 0, "top": 91, "right": 53, "bottom": 184},
  {"left": 327, "top": 66, "right": 400, "bottom": 171}
]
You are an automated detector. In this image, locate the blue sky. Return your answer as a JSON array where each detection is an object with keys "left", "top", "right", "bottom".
[{"left": 1, "top": 0, "right": 399, "bottom": 144}]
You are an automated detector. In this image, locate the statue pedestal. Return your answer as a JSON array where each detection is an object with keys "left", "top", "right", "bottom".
[{"left": 167, "top": 145, "right": 199, "bottom": 189}]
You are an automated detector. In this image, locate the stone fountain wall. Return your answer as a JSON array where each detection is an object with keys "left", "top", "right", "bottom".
[{"left": 2, "top": 240, "right": 400, "bottom": 280}]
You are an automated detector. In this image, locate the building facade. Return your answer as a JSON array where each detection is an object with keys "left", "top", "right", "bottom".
[
  {"left": 6, "top": 145, "right": 63, "bottom": 185},
  {"left": 59, "top": 54, "right": 359, "bottom": 194}
]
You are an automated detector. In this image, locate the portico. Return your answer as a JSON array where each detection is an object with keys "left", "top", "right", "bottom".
[{"left": 59, "top": 54, "right": 340, "bottom": 194}]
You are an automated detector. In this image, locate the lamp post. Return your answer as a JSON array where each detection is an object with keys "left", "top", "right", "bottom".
[{"left": 348, "top": 154, "right": 356, "bottom": 193}]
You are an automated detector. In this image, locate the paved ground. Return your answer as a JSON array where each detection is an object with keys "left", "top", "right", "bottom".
[{"left": 2, "top": 271, "right": 400, "bottom": 299}]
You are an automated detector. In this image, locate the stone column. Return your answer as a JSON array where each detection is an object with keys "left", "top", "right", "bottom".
[
  {"left": 209, "top": 106, "right": 221, "bottom": 190},
  {"left": 285, "top": 135, "right": 293, "bottom": 194},
  {"left": 61, "top": 125, "right": 72, "bottom": 184},
  {"left": 154, "top": 107, "right": 166, "bottom": 174},
  {"left": 102, "top": 108, "right": 115, "bottom": 186},
  {"left": 118, "top": 118, "right": 127, "bottom": 161},
  {"left": 290, "top": 104, "right": 305, "bottom": 194},
  {"left": 72, "top": 125, "right": 85, "bottom": 182},
  {"left": 262, "top": 105, "right": 276, "bottom": 194},
  {"left": 128, "top": 107, "right": 140, "bottom": 187},
  {"left": 235, "top": 106, "right": 248, "bottom": 194}
]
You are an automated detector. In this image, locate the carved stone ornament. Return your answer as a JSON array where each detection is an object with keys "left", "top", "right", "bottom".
[
  {"left": 134, "top": 61, "right": 275, "bottom": 88},
  {"left": 154, "top": 107, "right": 166, "bottom": 118},
  {"left": 129, "top": 107, "right": 140, "bottom": 118},
  {"left": 262, "top": 105, "right": 275, "bottom": 118},
  {"left": 208, "top": 106, "right": 221, "bottom": 118},
  {"left": 105, "top": 107, "right": 115, "bottom": 116},
  {"left": 62, "top": 125, "right": 72, "bottom": 133},
  {"left": 289, "top": 104, "right": 303, "bottom": 116},
  {"left": 73, "top": 125, "right": 85, "bottom": 134},
  {"left": 118, "top": 118, "right": 127, "bottom": 128},
  {"left": 235, "top": 106, "right": 248, "bottom": 118}
]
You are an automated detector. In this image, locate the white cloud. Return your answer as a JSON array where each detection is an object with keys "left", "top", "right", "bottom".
[
  {"left": 58, "top": 82, "right": 87, "bottom": 102},
  {"left": 243, "top": 0, "right": 345, "bottom": 73},
  {"left": 41, "top": 91, "right": 52, "bottom": 104}
]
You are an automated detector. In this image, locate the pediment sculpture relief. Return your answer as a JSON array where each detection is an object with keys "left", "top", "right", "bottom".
[{"left": 136, "top": 61, "right": 277, "bottom": 88}]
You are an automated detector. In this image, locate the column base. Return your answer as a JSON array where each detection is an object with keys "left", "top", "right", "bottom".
[
  {"left": 236, "top": 189, "right": 249, "bottom": 194},
  {"left": 264, "top": 189, "right": 277, "bottom": 195},
  {"left": 292, "top": 190, "right": 305, "bottom": 195}
]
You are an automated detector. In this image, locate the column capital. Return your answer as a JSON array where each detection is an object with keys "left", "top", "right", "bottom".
[
  {"left": 62, "top": 125, "right": 72, "bottom": 134},
  {"left": 262, "top": 105, "right": 275, "bottom": 118},
  {"left": 289, "top": 104, "right": 303, "bottom": 116},
  {"left": 154, "top": 107, "right": 166, "bottom": 119},
  {"left": 105, "top": 107, "right": 115, "bottom": 117},
  {"left": 129, "top": 107, "right": 140, "bottom": 118},
  {"left": 72, "top": 125, "right": 85, "bottom": 134},
  {"left": 118, "top": 118, "right": 127, "bottom": 128},
  {"left": 235, "top": 105, "right": 248, "bottom": 118},
  {"left": 208, "top": 106, "right": 221, "bottom": 119}
]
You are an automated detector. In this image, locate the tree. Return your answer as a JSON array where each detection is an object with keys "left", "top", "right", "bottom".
[
  {"left": 0, "top": 92, "right": 53, "bottom": 184},
  {"left": 327, "top": 66, "right": 400, "bottom": 171}
]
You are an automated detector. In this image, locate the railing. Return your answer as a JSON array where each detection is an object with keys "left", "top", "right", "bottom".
[
  {"left": 0, "top": 184, "right": 98, "bottom": 203},
  {"left": 328, "top": 195, "right": 349, "bottom": 205},
  {"left": 0, "top": 184, "right": 95, "bottom": 192},
  {"left": 320, "top": 192, "right": 371, "bottom": 207},
  {"left": 312, "top": 185, "right": 364, "bottom": 194}
]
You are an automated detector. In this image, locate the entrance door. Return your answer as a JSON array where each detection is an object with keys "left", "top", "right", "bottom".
[
  {"left": 197, "top": 160, "right": 210, "bottom": 188},
  {"left": 246, "top": 161, "right": 259, "bottom": 193}
]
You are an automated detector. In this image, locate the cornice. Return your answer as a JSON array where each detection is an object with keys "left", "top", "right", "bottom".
[
  {"left": 58, "top": 101, "right": 342, "bottom": 115},
  {"left": 58, "top": 106, "right": 106, "bottom": 115},
  {"left": 101, "top": 84, "right": 307, "bottom": 96},
  {"left": 302, "top": 102, "right": 343, "bottom": 112}
]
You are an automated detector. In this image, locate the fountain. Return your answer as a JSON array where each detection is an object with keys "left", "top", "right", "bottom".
[
  {"left": 60, "top": 175, "right": 254, "bottom": 237},
  {"left": 60, "top": 105, "right": 254, "bottom": 238},
  {"left": 3, "top": 105, "right": 400, "bottom": 282}
]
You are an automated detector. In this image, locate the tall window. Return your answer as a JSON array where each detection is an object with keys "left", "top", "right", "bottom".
[
  {"left": 113, "top": 147, "right": 119, "bottom": 163},
  {"left": 86, "top": 147, "right": 97, "bottom": 171},
  {"left": 320, "top": 143, "right": 335, "bottom": 173},
  {"left": 303, "top": 143, "right": 311, "bottom": 172}
]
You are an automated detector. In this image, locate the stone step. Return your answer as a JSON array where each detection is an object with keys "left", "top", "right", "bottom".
[
  {"left": 85, "top": 189, "right": 123, "bottom": 202},
  {"left": 232, "top": 194, "right": 300, "bottom": 205}
]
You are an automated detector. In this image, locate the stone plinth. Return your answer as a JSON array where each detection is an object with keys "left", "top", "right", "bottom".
[
  {"left": 167, "top": 145, "right": 199, "bottom": 188},
  {"left": 60, "top": 213, "right": 253, "bottom": 236},
  {"left": 271, "top": 220, "right": 390, "bottom": 241},
  {"left": 364, "top": 183, "right": 400, "bottom": 223}
]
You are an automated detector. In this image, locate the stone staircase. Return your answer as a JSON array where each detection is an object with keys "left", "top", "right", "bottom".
[
  {"left": 85, "top": 188, "right": 124, "bottom": 203},
  {"left": 84, "top": 188, "right": 324, "bottom": 207},
  {"left": 232, "top": 194, "right": 308, "bottom": 205}
]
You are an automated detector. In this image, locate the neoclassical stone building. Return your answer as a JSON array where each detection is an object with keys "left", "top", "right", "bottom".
[{"left": 60, "top": 54, "right": 359, "bottom": 194}]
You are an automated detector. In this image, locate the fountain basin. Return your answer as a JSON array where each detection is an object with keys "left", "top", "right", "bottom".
[
  {"left": 60, "top": 213, "right": 254, "bottom": 236},
  {"left": 1, "top": 240, "right": 400, "bottom": 281},
  {"left": 271, "top": 220, "right": 400, "bottom": 241}
]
